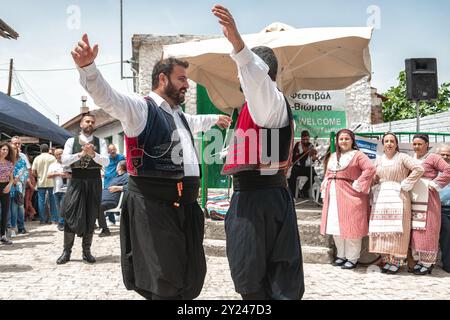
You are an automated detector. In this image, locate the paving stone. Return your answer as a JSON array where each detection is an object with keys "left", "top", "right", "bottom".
[{"left": 1, "top": 220, "right": 450, "bottom": 300}]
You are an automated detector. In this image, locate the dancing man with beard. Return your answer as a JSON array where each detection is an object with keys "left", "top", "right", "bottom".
[
  {"left": 70, "top": 34, "right": 231, "bottom": 299},
  {"left": 57, "top": 112, "right": 109, "bottom": 264}
]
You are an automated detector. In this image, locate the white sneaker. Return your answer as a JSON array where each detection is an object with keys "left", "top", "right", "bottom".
[{"left": 10, "top": 230, "right": 16, "bottom": 238}]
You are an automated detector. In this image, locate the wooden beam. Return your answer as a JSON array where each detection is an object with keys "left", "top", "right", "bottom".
[{"left": 0, "top": 19, "right": 19, "bottom": 39}]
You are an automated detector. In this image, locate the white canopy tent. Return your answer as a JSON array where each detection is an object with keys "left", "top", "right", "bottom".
[{"left": 163, "top": 24, "right": 373, "bottom": 114}]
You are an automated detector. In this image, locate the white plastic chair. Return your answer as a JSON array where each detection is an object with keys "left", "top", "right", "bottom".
[
  {"left": 311, "top": 176, "right": 322, "bottom": 202},
  {"left": 105, "top": 192, "right": 124, "bottom": 216},
  {"left": 295, "top": 176, "right": 309, "bottom": 199}
]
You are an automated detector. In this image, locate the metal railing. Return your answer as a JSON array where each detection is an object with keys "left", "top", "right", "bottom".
[{"left": 330, "top": 131, "right": 450, "bottom": 152}]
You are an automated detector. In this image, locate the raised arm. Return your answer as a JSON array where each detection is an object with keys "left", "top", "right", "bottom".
[
  {"left": 72, "top": 34, "right": 147, "bottom": 137},
  {"left": 212, "top": 5, "right": 287, "bottom": 129}
]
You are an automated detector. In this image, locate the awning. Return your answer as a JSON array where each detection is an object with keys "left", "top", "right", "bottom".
[{"left": 0, "top": 92, "right": 72, "bottom": 145}]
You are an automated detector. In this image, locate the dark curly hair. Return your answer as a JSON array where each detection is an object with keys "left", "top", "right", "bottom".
[
  {"left": 251, "top": 46, "right": 278, "bottom": 81},
  {"left": 0, "top": 142, "right": 16, "bottom": 164},
  {"left": 152, "top": 58, "right": 189, "bottom": 90}
]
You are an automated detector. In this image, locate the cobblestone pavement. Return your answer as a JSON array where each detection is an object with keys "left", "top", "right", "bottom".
[{"left": 1, "top": 221, "right": 450, "bottom": 300}]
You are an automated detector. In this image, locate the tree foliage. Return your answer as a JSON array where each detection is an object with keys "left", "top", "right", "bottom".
[{"left": 381, "top": 71, "right": 450, "bottom": 122}]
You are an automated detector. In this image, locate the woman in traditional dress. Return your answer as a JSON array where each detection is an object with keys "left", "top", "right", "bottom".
[
  {"left": 410, "top": 134, "right": 450, "bottom": 275},
  {"left": 369, "top": 133, "right": 424, "bottom": 274},
  {"left": 320, "top": 129, "right": 376, "bottom": 269}
]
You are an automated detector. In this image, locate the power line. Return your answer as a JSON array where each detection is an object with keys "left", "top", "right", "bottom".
[
  {"left": 15, "top": 71, "right": 57, "bottom": 117},
  {"left": 0, "top": 61, "right": 120, "bottom": 72},
  {"left": 12, "top": 70, "right": 30, "bottom": 103},
  {"left": 12, "top": 72, "right": 29, "bottom": 103},
  {"left": 13, "top": 70, "right": 58, "bottom": 119}
]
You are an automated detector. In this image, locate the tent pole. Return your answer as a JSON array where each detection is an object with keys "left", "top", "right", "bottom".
[{"left": 7, "top": 59, "right": 13, "bottom": 96}]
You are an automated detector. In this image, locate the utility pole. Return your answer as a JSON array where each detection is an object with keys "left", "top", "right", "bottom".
[
  {"left": 120, "top": 0, "right": 124, "bottom": 80},
  {"left": 415, "top": 100, "right": 420, "bottom": 132},
  {"left": 120, "top": 0, "right": 135, "bottom": 81},
  {"left": 7, "top": 58, "right": 13, "bottom": 96}
]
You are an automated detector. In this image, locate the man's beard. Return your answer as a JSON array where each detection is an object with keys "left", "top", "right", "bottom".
[
  {"left": 165, "top": 79, "right": 186, "bottom": 105},
  {"left": 82, "top": 127, "right": 94, "bottom": 135}
]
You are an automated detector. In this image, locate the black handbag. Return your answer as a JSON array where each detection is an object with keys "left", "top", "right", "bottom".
[{"left": 14, "top": 191, "right": 24, "bottom": 206}]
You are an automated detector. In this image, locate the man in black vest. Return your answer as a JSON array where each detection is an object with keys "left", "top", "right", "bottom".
[
  {"left": 213, "top": 5, "right": 304, "bottom": 300},
  {"left": 57, "top": 113, "right": 109, "bottom": 264},
  {"left": 71, "top": 34, "right": 231, "bottom": 299}
]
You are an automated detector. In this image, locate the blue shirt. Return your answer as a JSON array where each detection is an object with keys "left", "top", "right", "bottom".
[
  {"left": 10, "top": 153, "right": 29, "bottom": 197},
  {"left": 101, "top": 173, "right": 129, "bottom": 206},
  {"left": 103, "top": 153, "right": 126, "bottom": 188},
  {"left": 440, "top": 185, "right": 450, "bottom": 215}
]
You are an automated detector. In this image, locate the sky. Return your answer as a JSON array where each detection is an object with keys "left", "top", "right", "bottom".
[{"left": 1, "top": 0, "right": 450, "bottom": 125}]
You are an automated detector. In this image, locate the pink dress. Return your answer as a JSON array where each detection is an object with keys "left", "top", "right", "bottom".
[
  {"left": 411, "top": 153, "right": 450, "bottom": 264},
  {"left": 0, "top": 160, "right": 14, "bottom": 182},
  {"left": 321, "top": 151, "right": 376, "bottom": 239}
]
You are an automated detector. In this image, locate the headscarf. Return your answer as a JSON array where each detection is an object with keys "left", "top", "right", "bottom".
[{"left": 335, "top": 129, "right": 359, "bottom": 162}]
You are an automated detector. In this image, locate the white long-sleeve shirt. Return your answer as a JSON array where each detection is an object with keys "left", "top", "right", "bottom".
[
  {"left": 62, "top": 134, "right": 109, "bottom": 168},
  {"left": 77, "top": 63, "right": 219, "bottom": 177},
  {"left": 230, "top": 46, "right": 288, "bottom": 128}
]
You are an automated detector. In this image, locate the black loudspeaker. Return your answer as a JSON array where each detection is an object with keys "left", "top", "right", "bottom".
[{"left": 405, "top": 58, "right": 438, "bottom": 101}]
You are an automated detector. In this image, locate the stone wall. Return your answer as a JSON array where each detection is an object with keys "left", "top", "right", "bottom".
[
  {"left": 132, "top": 34, "right": 218, "bottom": 115},
  {"left": 344, "top": 76, "right": 372, "bottom": 133},
  {"left": 370, "top": 88, "right": 384, "bottom": 125}
]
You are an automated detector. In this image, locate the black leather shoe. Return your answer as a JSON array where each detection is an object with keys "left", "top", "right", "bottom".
[
  {"left": 408, "top": 263, "right": 422, "bottom": 273},
  {"left": 413, "top": 264, "right": 434, "bottom": 275},
  {"left": 56, "top": 250, "right": 71, "bottom": 264},
  {"left": 380, "top": 263, "right": 390, "bottom": 273},
  {"left": 341, "top": 261, "right": 358, "bottom": 270},
  {"left": 386, "top": 264, "right": 400, "bottom": 274},
  {"left": 82, "top": 252, "right": 96, "bottom": 263},
  {"left": 98, "top": 228, "right": 111, "bottom": 237},
  {"left": 333, "top": 258, "right": 347, "bottom": 267}
]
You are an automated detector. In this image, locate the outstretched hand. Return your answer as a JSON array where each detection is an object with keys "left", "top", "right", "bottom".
[
  {"left": 216, "top": 115, "right": 232, "bottom": 129},
  {"left": 71, "top": 34, "right": 99, "bottom": 68},
  {"left": 212, "top": 5, "right": 244, "bottom": 53}
]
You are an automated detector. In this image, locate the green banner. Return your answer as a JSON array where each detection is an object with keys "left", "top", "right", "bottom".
[
  {"left": 293, "top": 110, "right": 346, "bottom": 138},
  {"left": 288, "top": 90, "right": 347, "bottom": 138}
]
